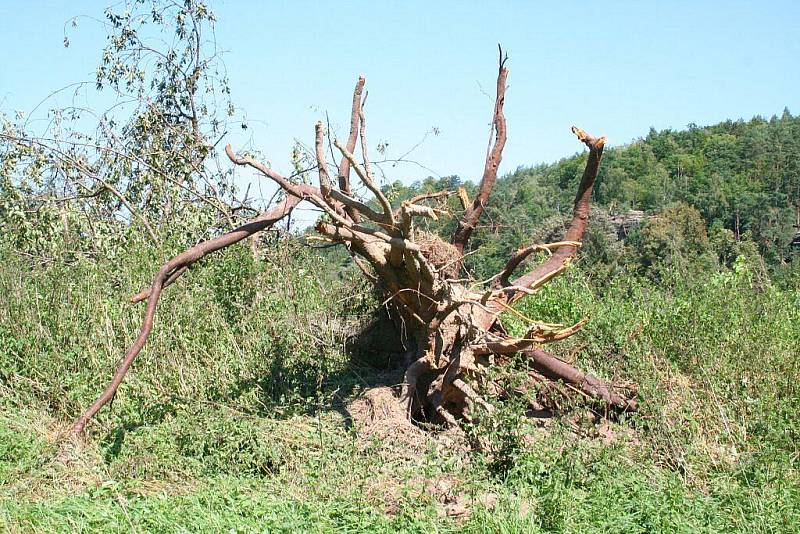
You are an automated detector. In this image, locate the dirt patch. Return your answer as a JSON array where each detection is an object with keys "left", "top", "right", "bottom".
[
  {"left": 364, "top": 470, "right": 498, "bottom": 520},
  {"left": 347, "top": 384, "right": 470, "bottom": 455},
  {"left": 423, "top": 475, "right": 497, "bottom": 520},
  {"left": 348, "top": 386, "right": 490, "bottom": 519},
  {"left": 347, "top": 387, "right": 427, "bottom": 460}
]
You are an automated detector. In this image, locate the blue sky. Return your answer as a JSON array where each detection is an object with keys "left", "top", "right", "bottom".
[{"left": 2, "top": 1, "right": 799, "bottom": 194}]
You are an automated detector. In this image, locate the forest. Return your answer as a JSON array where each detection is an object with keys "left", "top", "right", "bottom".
[
  {"left": 1, "top": 1, "right": 798, "bottom": 532},
  {"left": 387, "top": 111, "right": 800, "bottom": 277}
]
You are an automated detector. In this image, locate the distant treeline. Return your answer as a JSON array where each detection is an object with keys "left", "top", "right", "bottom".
[{"left": 384, "top": 110, "right": 800, "bottom": 277}]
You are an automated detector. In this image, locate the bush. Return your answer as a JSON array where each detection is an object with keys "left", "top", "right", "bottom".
[{"left": 627, "top": 202, "right": 712, "bottom": 279}]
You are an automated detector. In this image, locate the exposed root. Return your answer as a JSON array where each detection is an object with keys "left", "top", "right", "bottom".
[
  {"left": 415, "top": 231, "right": 462, "bottom": 279},
  {"left": 400, "top": 356, "right": 433, "bottom": 419},
  {"left": 69, "top": 48, "right": 639, "bottom": 450},
  {"left": 524, "top": 348, "right": 637, "bottom": 412},
  {"left": 452, "top": 378, "right": 494, "bottom": 414}
]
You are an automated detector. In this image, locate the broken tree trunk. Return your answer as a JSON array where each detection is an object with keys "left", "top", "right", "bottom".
[{"left": 69, "top": 48, "right": 635, "bottom": 437}]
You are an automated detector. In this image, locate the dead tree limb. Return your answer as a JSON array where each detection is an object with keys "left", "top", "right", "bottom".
[
  {"left": 497, "top": 127, "right": 606, "bottom": 306},
  {"left": 451, "top": 46, "right": 509, "bottom": 253},
  {"left": 524, "top": 348, "right": 637, "bottom": 412},
  {"left": 337, "top": 76, "right": 366, "bottom": 222},
  {"left": 68, "top": 197, "right": 301, "bottom": 436},
  {"left": 70, "top": 51, "right": 636, "bottom": 437}
]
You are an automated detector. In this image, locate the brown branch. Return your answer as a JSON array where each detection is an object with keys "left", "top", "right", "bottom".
[
  {"left": 337, "top": 76, "right": 366, "bottom": 222},
  {"left": 452, "top": 378, "right": 494, "bottom": 413},
  {"left": 405, "top": 190, "right": 452, "bottom": 206},
  {"left": 358, "top": 100, "right": 395, "bottom": 226},
  {"left": 228, "top": 135, "right": 365, "bottom": 234},
  {"left": 334, "top": 139, "right": 393, "bottom": 226},
  {"left": 68, "top": 197, "right": 300, "bottom": 436},
  {"left": 130, "top": 266, "right": 187, "bottom": 303},
  {"left": 451, "top": 46, "right": 509, "bottom": 252},
  {"left": 315, "top": 221, "right": 394, "bottom": 267},
  {"left": 314, "top": 120, "right": 390, "bottom": 226},
  {"left": 314, "top": 121, "right": 334, "bottom": 199},
  {"left": 399, "top": 202, "right": 441, "bottom": 236},
  {"left": 472, "top": 318, "right": 588, "bottom": 355},
  {"left": 494, "top": 241, "right": 582, "bottom": 288},
  {"left": 226, "top": 143, "right": 351, "bottom": 230},
  {"left": 401, "top": 355, "right": 433, "bottom": 417},
  {"left": 327, "top": 189, "right": 386, "bottom": 225},
  {"left": 523, "top": 348, "right": 636, "bottom": 412},
  {"left": 351, "top": 254, "right": 378, "bottom": 283},
  {"left": 351, "top": 224, "right": 422, "bottom": 252},
  {"left": 225, "top": 144, "right": 320, "bottom": 202},
  {"left": 503, "top": 127, "right": 606, "bottom": 304}
]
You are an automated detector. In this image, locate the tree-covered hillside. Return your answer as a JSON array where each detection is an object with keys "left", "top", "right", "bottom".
[{"left": 388, "top": 111, "right": 800, "bottom": 274}]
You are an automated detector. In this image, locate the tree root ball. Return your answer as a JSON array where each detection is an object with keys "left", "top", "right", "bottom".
[{"left": 415, "top": 231, "right": 462, "bottom": 279}]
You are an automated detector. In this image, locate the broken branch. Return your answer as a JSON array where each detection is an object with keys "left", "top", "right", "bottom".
[
  {"left": 502, "top": 127, "right": 606, "bottom": 304},
  {"left": 68, "top": 196, "right": 300, "bottom": 436},
  {"left": 451, "top": 46, "right": 509, "bottom": 252}
]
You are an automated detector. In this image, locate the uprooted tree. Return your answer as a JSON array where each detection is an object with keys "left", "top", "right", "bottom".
[{"left": 69, "top": 50, "right": 637, "bottom": 437}]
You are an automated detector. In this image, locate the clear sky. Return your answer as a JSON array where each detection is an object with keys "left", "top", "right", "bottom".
[{"left": 2, "top": 1, "right": 800, "bottom": 195}]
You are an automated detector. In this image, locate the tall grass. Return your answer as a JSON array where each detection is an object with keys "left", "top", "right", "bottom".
[{"left": 1, "top": 241, "right": 798, "bottom": 532}]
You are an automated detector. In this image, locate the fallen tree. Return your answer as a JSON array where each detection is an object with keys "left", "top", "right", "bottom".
[{"left": 69, "top": 49, "right": 636, "bottom": 437}]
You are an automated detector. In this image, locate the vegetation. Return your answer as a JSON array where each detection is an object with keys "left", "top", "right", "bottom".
[
  {"left": 1, "top": 1, "right": 799, "bottom": 531},
  {"left": 391, "top": 109, "right": 800, "bottom": 278},
  {"left": 1, "top": 239, "right": 798, "bottom": 531}
]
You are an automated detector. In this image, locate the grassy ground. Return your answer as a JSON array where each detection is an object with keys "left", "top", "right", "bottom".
[{"left": 1, "top": 241, "right": 798, "bottom": 532}]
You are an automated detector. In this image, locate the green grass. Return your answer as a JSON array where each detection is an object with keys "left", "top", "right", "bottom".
[{"left": 1, "top": 242, "right": 798, "bottom": 532}]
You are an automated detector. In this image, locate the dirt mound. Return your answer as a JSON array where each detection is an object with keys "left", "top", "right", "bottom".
[{"left": 347, "top": 387, "right": 427, "bottom": 458}]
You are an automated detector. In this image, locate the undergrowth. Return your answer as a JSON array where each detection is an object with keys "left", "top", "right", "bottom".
[{"left": 1, "top": 241, "right": 798, "bottom": 532}]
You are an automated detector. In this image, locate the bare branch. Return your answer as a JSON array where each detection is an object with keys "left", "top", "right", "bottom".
[
  {"left": 314, "top": 120, "right": 391, "bottom": 226},
  {"left": 225, "top": 144, "right": 319, "bottom": 202},
  {"left": 503, "top": 127, "right": 606, "bottom": 304},
  {"left": 471, "top": 318, "right": 588, "bottom": 355},
  {"left": 406, "top": 190, "right": 453, "bottom": 206},
  {"left": 337, "top": 76, "right": 366, "bottom": 222},
  {"left": 494, "top": 241, "right": 582, "bottom": 288},
  {"left": 130, "top": 266, "right": 187, "bottom": 303},
  {"left": 524, "top": 348, "right": 636, "bottom": 411},
  {"left": 314, "top": 121, "right": 334, "bottom": 199},
  {"left": 226, "top": 142, "right": 358, "bottom": 233},
  {"left": 69, "top": 197, "right": 300, "bottom": 435},
  {"left": 451, "top": 46, "right": 509, "bottom": 252},
  {"left": 399, "top": 202, "right": 440, "bottom": 235},
  {"left": 334, "top": 138, "right": 394, "bottom": 226},
  {"left": 358, "top": 98, "right": 395, "bottom": 226},
  {"left": 328, "top": 189, "right": 387, "bottom": 225}
]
